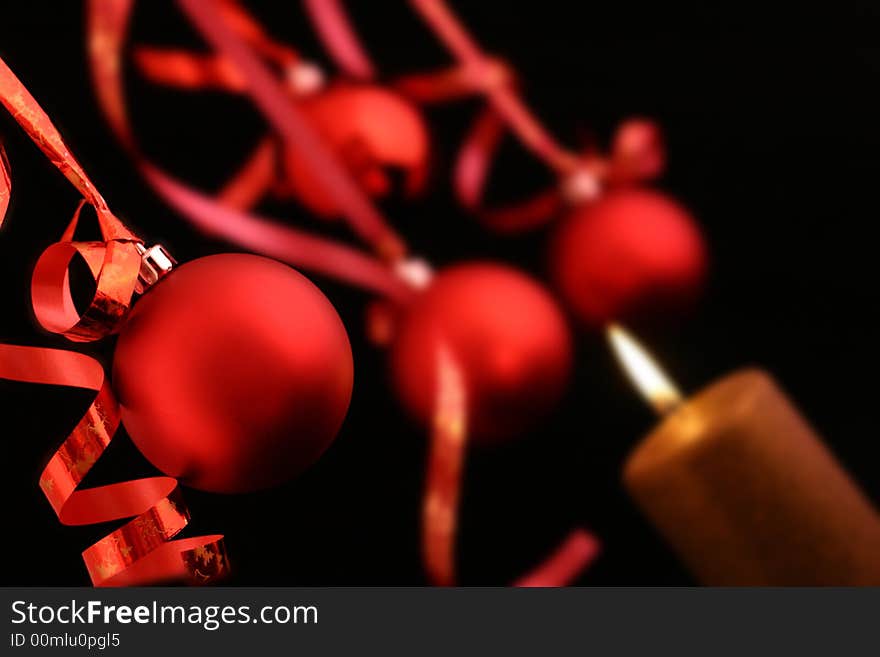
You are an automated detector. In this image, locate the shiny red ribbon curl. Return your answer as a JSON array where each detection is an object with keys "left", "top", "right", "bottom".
[{"left": 0, "top": 55, "right": 227, "bottom": 586}]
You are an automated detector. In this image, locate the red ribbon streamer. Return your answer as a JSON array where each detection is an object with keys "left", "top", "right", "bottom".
[
  {"left": 133, "top": 0, "right": 301, "bottom": 93},
  {"left": 215, "top": 136, "right": 277, "bottom": 211},
  {"left": 302, "top": 0, "right": 376, "bottom": 81},
  {"left": 422, "top": 344, "right": 468, "bottom": 586},
  {"left": 513, "top": 529, "right": 602, "bottom": 587},
  {"left": 422, "top": 344, "right": 600, "bottom": 586},
  {"left": 454, "top": 106, "right": 565, "bottom": 233},
  {"left": 394, "top": 63, "right": 507, "bottom": 106},
  {"left": 0, "top": 144, "right": 10, "bottom": 228},
  {"left": 0, "top": 54, "right": 226, "bottom": 585},
  {"left": 408, "top": 0, "right": 578, "bottom": 174},
  {"left": 134, "top": 47, "right": 252, "bottom": 92},
  {"left": 86, "top": 0, "right": 409, "bottom": 297},
  {"left": 140, "top": 163, "right": 412, "bottom": 301},
  {"left": 175, "top": 0, "right": 406, "bottom": 261}
]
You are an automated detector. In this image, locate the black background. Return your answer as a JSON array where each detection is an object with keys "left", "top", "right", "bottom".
[{"left": 1, "top": 1, "right": 878, "bottom": 585}]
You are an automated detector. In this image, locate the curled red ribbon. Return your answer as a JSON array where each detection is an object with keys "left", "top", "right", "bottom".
[
  {"left": 0, "top": 346, "right": 226, "bottom": 586},
  {"left": 0, "top": 55, "right": 226, "bottom": 585}
]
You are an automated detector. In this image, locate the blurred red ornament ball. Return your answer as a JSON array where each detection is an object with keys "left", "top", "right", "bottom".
[
  {"left": 113, "top": 254, "right": 353, "bottom": 493},
  {"left": 283, "top": 85, "right": 429, "bottom": 217},
  {"left": 390, "top": 263, "right": 572, "bottom": 444},
  {"left": 550, "top": 188, "right": 707, "bottom": 326}
]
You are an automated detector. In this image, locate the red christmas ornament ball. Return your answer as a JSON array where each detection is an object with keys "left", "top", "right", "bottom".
[
  {"left": 283, "top": 85, "right": 429, "bottom": 217},
  {"left": 113, "top": 254, "right": 353, "bottom": 493},
  {"left": 390, "top": 263, "right": 572, "bottom": 444},
  {"left": 550, "top": 188, "right": 707, "bottom": 326}
]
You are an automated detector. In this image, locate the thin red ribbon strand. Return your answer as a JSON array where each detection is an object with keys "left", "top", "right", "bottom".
[
  {"left": 129, "top": 2, "right": 317, "bottom": 215},
  {"left": 422, "top": 344, "right": 600, "bottom": 586},
  {"left": 0, "top": 53, "right": 226, "bottom": 585},
  {"left": 141, "top": 163, "right": 412, "bottom": 301},
  {"left": 302, "top": 0, "right": 376, "bottom": 81},
  {"left": 133, "top": 0, "right": 301, "bottom": 93},
  {"left": 215, "top": 136, "right": 277, "bottom": 211},
  {"left": 408, "top": 0, "right": 579, "bottom": 174},
  {"left": 454, "top": 106, "right": 565, "bottom": 233},
  {"left": 134, "top": 47, "right": 253, "bottom": 92},
  {"left": 0, "top": 59, "right": 133, "bottom": 241},
  {"left": 0, "top": 144, "right": 10, "bottom": 228},
  {"left": 422, "top": 344, "right": 467, "bottom": 586},
  {"left": 176, "top": 0, "right": 407, "bottom": 261},
  {"left": 86, "top": 0, "right": 409, "bottom": 298},
  {"left": 513, "top": 529, "right": 602, "bottom": 587}
]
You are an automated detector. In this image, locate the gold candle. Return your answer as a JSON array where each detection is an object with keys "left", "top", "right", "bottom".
[{"left": 609, "top": 325, "right": 880, "bottom": 585}]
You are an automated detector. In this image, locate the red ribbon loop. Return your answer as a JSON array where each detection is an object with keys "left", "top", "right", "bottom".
[
  {"left": 454, "top": 107, "right": 564, "bottom": 234},
  {"left": 30, "top": 203, "right": 142, "bottom": 342}
]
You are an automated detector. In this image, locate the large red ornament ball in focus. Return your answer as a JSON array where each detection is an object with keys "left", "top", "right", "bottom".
[
  {"left": 113, "top": 254, "right": 353, "bottom": 493},
  {"left": 390, "top": 263, "right": 572, "bottom": 444},
  {"left": 282, "top": 85, "right": 429, "bottom": 217},
  {"left": 549, "top": 188, "right": 707, "bottom": 326}
]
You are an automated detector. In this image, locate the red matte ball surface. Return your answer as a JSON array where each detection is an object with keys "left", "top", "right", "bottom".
[
  {"left": 550, "top": 189, "right": 707, "bottom": 326},
  {"left": 113, "top": 254, "right": 353, "bottom": 493},
  {"left": 284, "top": 85, "right": 429, "bottom": 217},
  {"left": 390, "top": 263, "right": 572, "bottom": 444}
]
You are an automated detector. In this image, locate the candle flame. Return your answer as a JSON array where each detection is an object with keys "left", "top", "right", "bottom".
[{"left": 607, "top": 323, "right": 683, "bottom": 415}]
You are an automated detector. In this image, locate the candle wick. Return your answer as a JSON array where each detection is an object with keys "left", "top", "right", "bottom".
[{"left": 650, "top": 390, "right": 684, "bottom": 417}]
